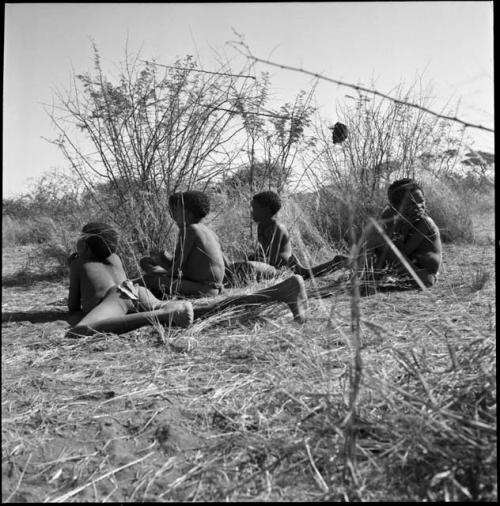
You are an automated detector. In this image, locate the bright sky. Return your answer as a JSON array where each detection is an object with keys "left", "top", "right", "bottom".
[{"left": 3, "top": 2, "right": 494, "bottom": 197}]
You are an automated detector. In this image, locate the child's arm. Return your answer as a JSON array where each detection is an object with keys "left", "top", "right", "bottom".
[
  {"left": 68, "top": 259, "right": 82, "bottom": 312},
  {"left": 398, "top": 219, "right": 435, "bottom": 258},
  {"left": 390, "top": 218, "right": 438, "bottom": 269},
  {"left": 391, "top": 217, "right": 411, "bottom": 244},
  {"left": 266, "top": 224, "right": 290, "bottom": 267}
]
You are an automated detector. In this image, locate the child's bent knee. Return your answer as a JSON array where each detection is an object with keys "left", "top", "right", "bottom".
[{"left": 422, "top": 272, "right": 437, "bottom": 287}]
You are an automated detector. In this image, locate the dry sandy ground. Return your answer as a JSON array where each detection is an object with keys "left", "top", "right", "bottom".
[{"left": 2, "top": 241, "right": 495, "bottom": 501}]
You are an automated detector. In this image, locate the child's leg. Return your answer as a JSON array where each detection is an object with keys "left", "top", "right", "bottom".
[
  {"left": 67, "top": 287, "right": 193, "bottom": 337},
  {"left": 134, "top": 274, "right": 224, "bottom": 299},
  {"left": 135, "top": 286, "right": 172, "bottom": 310},
  {"left": 133, "top": 272, "right": 170, "bottom": 297},
  {"left": 415, "top": 268, "right": 437, "bottom": 287},
  {"left": 139, "top": 253, "right": 173, "bottom": 273},
  {"left": 415, "top": 252, "right": 441, "bottom": 277},
  {"left": 225, "top": 261, "right": 278, "bottom": 287},
  {"left": 412, "top": 252, "right": 441, "bottom": 287},
  {"left": 289, "top": 254, "right": 348, "bottom": 280},
  {"left": 392, "top": 252, "right": 440, "bottom": 288},
  {"left": 173, "top": 279, "right": 222, "bottom": 298},
  {"left": 193, "top": 275, "right": 307, "bottom": 323},
  {"left": 393, "top": 264, "right": 436, "bottom": 287}
]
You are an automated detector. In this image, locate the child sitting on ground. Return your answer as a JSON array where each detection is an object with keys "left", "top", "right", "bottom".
[
  {"left": 67, "top": 222, "right": 193, "bottom": 337},
  {"left": 226, "top": 191, "right": 347, "bottom": 285},
  {"left": 67, "top": 222, "right": 308, "bottom": 337},
  {"left": 363, "top": 178, "right": 442, "bottom": 287},
  {"left": 138, "top": 191, "right": 226, "bottom": 298}
]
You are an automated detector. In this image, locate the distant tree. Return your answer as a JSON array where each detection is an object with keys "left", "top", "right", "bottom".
[{"left": 223, "top": 160, "right": 286, "bottom": 193}]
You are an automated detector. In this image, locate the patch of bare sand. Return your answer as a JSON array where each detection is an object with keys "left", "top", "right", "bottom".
[{"left": 2, "top": 331, "right": 208, "bottom": 501}]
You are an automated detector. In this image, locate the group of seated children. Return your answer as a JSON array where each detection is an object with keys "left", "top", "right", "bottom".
[
  {"left": 67, "top": 178, "right": 442, "bottom": 337},
  {"left": 67, "top": 192, "right": 307, "bottom": 337}
]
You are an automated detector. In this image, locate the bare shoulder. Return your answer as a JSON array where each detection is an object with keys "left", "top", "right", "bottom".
[
  {"left": 189, "top": 223, "right": 218, "bottom": 238},
  {"left": 81, "top": 253, "right": 124, "bottom": 274},
  {"left": 417, "top": 215, "right": 440, "bottom": 235},
  {"left": 107, "top": 253, "right": 124, "bottom": 267},
  {"left": 276, "top": 221, "right": 290, "bottom": 237},
  {"left": 187, "top": 223, "right": 205, "bottom": 233}
]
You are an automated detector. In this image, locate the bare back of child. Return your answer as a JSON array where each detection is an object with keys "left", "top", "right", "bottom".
[
  {"left": 67, "top": 223, "right": 193, "bottom": 337},
  {"left": 70, "top": 252, "right": 126, "bottom": 315},
  {"left": 138, "top": 191, "right": 225, "bottom": 298}
]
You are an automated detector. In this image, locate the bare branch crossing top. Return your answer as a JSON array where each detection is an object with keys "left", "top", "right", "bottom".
[
  {"left": 140, "top": 60, "right": 256, "bottom": 80},
  {"left": 246, "top": 54, "right": 494, "bottom": 134}
]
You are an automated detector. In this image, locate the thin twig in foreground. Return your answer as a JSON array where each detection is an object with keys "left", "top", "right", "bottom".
[{"left": 5, "top": 453, "right": 32, "bottom": 503}]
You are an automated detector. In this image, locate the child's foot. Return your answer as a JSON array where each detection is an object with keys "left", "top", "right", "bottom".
[
  {"left": 277, "top": 275, "right": 308, "bottom": 323},
  {"left": 165, "top": 301, "right": 194, "bottom": 328}
]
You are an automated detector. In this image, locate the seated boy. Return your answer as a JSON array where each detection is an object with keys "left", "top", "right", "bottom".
[
  {"left": 138, "top": 191, "right": 226, "bottom": 298},
  {"left": 67, "top": 222, "right": 194, "bottom": 337},
  {"left": 363, "top": 178, "right": 442, "bottom": 287},
  {"left": 226, "top": 191, "right": 347, "bottom": 285}
]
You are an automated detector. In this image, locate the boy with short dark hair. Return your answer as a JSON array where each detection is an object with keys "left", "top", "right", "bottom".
[
  {"left": 225, "top": 191, "right": 347, "bottom": 284},
  {"left": 249, "top": 191, "right": 292, "bottom": 267},
  {"left": 67, "top": 222, "right": 194, "bottom": 337},
  {"left": 364, "top": 178, "right": 442, "bottom": 287},
  {"left": 138, "top": 191, "right": 226, "bottom": 297}
]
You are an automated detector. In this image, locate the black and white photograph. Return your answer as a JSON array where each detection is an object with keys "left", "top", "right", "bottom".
[{"left": 3, "top": 2, "right": 495, "bottom": 502}]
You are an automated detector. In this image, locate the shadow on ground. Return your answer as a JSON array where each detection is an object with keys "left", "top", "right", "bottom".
[
  {"left": 2, "top": 310, "right": 82, "bottom": 325},
  {"left": 2, "top": 268, "right": 67, "bottom": 287}
]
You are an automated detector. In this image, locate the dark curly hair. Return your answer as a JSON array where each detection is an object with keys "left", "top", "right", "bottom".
[
  {"left": 81, "top": 222, "right": 119, "bottom": 260},
  {"left": 252, "top": 191, "right": 282, "bottom": 215},
  {"left": 387, "top": 178, "right": 423, "bottom": 208},
  {"left": 168, "top": 191, "right": 211, "bottom": 222}
]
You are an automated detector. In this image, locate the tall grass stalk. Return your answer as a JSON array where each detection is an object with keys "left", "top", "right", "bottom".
[{"left": 342, "top": 204, "right": 363, "bottom": 493}]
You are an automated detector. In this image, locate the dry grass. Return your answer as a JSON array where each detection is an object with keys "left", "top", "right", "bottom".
[{"left": 2, "top": 240, "right": 496, "bottom": 502}]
